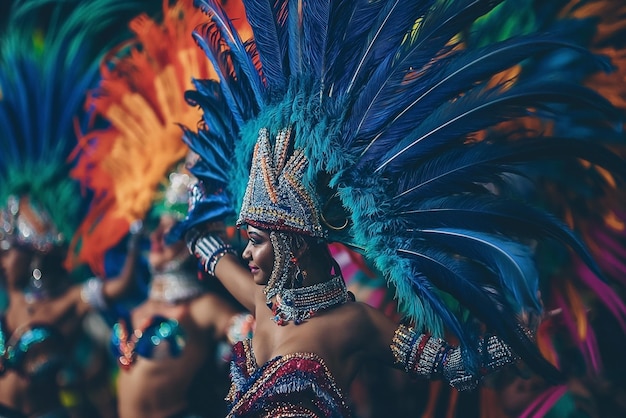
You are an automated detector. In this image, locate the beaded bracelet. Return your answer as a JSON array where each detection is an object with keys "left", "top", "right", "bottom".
[
  {"left": 390, "top": 324, "right": 516, "bottom": 391},
  {"left": 80, "top": 277, "right": 107, "bottom": 310},
  {"left": 188, "top": 232, "right": 237, "bottom": 277}
]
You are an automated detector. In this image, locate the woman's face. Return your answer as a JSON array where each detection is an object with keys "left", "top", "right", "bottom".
[
  {"left": 242, "top": 226, "right": 274, "bottom": 285},
  {"left": 148, "top": 215, "right": 188, "bottom": 271},
  {"left": 0, "top": 246, "right": 31, "bottom": 288}
]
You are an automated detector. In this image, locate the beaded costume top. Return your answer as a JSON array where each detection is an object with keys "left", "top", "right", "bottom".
[
  {"left": 227, "top": 339, "right": 352, "bottom": 418},
  {"left": 0, "top": 319, "right": 65, "bottom": 379},
  {"left": 111, "top": 313, "right": 186, "bottom": 369}
]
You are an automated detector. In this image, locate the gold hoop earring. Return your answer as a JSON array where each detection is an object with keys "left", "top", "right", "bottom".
[{"left": 321, "top": 193, "right": 349, "bottom": 231}]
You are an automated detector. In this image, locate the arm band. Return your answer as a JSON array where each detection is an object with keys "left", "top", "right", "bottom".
[
  {"left": 80, "top": 277, "right": 107, "bottom": 310},
  {"left": 390, "top": 324, "right": 515, "bottom": 391}
]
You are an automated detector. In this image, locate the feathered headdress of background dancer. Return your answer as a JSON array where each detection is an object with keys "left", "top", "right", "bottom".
[
  {"left": 70, "top": 0, "right": 252, "bottom": 277},
  {"left": 0, "top": 0, "right": 147, "bottom": 262},
  {"left": 177, "top": 0, "right": 625, "bottom": 381}
]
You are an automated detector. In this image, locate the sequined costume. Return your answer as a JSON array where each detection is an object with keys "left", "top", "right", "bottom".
[
  {"left": 0, "top": 320, "right": 64, "bottom": 380},
  {"left": 111, "top": 313, "right": 186, "bottom": 369},
  {"left": 226, "top": 340, "right": 352, "bottom": 418}
]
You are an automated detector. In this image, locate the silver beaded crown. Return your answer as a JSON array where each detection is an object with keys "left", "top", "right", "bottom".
[
  {"left": 0, "top": 195, "right": 63, "bottom": 253},
  {"left": 237, "top": 127, "right": 325, "bottom": 238}
]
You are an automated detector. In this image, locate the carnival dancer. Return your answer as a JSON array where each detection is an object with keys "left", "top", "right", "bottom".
[
  {"left": 111, "top": 171, "right": 253, "bottom": 418},
  {"left": 0, "top": 1, "right": 151, "bottom": 416},
  {"left": 69, "top": 1, "right": 254, "bottom": 416},
  {"left": 174, "top": 0, "right": 625, "bottom": 416}
]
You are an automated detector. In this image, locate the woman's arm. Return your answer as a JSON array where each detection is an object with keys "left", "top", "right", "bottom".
[
  {"left": 76, "top": 227, "right": 142, "bottom": 313},
  {"left": 190, "top": 292, "right": 255, "bottom": 343},
  {"left": 100, "top": 230, "right": 141, "bottom": 301},
  {"left": 389, "top": 324, "right": 516, "bottom": 391},
  {"left": 366, "top": 304, "right": 516, "bottom": 391}
]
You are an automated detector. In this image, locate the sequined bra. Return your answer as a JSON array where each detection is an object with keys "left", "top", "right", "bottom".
[
  {"left": 227, "top": 339, "right": 352, "bottom": 417},
  {"left": 0, "top": 317, "right": 64, "bottom": 379},
  {"left": 111, "top": 312, "right": 186, "bottom": 369}
]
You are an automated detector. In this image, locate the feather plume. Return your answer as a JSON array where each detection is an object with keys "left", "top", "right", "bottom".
[
  {"left": 323, "top": 0, "right": 388, "bottom": 93},
  {"left": 241, "top": 0, "right": 288, "bottom": 89},
  {"left": 342, "top": 0, "right": 429, "bottom": 96},
  {"left": 194, "top": 0, "right": 263, "bottom": 106},
  {"left": 300, "top": 0, "right": 330, "bottom": 78},
  {"left": 374, "top": 80, "right": 618, "bottom": 172},
  {"left": 352, "top": 35, "right": 611, "bottom": 149},
  {"left": 416, "top": 228, "right": 540, "bottom": 310},
  {"left": 466, "top": 0, "right": 626, "bottom": 386},
  {"left": 70, "top": 0, "right": 250, "bottom": 275},
  {"left": 179, "top": 0, "right": 625, "bottom": 384}
]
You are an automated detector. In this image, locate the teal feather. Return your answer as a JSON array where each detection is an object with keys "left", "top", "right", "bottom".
[{"left": 180, "top": 0, "right": 625, "bottom": 381}]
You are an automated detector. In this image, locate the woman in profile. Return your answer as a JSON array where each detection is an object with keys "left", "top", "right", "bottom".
[{"left": 174, "top": 0, "right": 626, "bottom": 416}]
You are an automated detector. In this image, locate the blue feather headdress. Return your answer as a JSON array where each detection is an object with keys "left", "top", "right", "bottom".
[
  {"left": 177, "top": 0, "right": 625, "bottom": 381},
  {"left": 0, "top": 0, "right": 146, "bottom": 259}
]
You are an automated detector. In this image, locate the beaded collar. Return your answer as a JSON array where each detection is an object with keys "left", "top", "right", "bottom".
[
  {"left": 148, "top": 256, "right": 204, "bottom": 304},
  {"left": 268, "top": 274, "right": 352, "bottom": 325}
]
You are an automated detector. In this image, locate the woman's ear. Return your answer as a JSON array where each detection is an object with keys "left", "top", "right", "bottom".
[{"left": 293, "top": 240, "right": 309, "bottom": 259}]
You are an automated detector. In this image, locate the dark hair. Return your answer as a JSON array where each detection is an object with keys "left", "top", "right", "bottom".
[{"left": 287, "top": 233, "right": 335, "bottom": 274}]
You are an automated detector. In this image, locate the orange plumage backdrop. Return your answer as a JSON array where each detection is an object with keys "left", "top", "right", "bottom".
[{"left": 69, "top": 0, "right": 251, "bottom": 275}]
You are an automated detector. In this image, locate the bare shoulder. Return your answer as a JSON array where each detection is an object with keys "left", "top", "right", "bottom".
[
  {"left": 322, "top": 301, "right": 398, "bottom": 361},
  {"left": 332, "top": 300, "right": 384, "bottom": 322},
  {"left": 313, "top": 302, "right": 381, "bottom": 338},
  {"left": 189, "top": 292, "right": 238, "bottom": 329}
]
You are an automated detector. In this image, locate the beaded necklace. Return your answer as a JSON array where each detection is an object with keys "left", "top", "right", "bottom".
[
  {"left": 148, "top": 256, "right": 204, "bottom": 304},
  {"left": 268, "top": 274, "right": 352, "bottom": 325}
]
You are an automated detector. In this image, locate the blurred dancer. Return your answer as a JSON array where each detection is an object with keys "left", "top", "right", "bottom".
[
  {"left": 0, "top": 1, "right": 149, "bottom": 416},
  {"left": 69, "top": 1, "right": 254, "bottom": 416}
]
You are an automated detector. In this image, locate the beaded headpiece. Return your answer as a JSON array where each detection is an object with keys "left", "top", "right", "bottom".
[
  {"left": 0, "top": 196, "right": 63, "bottom": 254},
  {"left": 237, "top": 127, "right": 325, "bottom": 238}
]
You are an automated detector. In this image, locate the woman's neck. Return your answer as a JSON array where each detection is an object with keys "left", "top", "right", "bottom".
[{"left": 297, "top": 251, "right": 333, "bottom": 288}]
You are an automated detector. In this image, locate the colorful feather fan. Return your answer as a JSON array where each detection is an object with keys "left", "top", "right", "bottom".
[
  {"left": 177, "top": 0, "right": 625, "bottom": 381},
  {"left": 69, "top": 0, "right": 251, "bottom": 276},
  {"left": 0, "top": 0, "right": 147, "bottom": 267}
]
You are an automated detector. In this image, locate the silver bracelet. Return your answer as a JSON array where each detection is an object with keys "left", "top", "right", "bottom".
[
  {"left": 187, "top": 232, "right": 237, "bottom": 276},
  {"left": 80, "top": 277, "right": 107, "bottom": 310}
]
